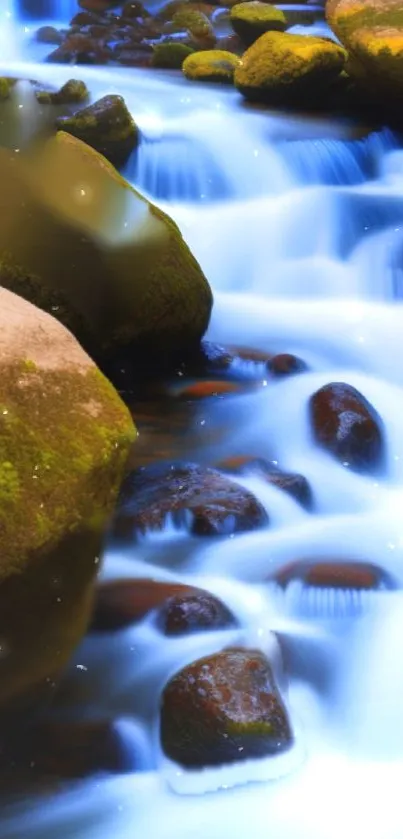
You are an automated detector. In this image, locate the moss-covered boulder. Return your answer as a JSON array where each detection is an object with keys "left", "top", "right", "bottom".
[
  {"left": 151, "top": 42, "right": 194, "bottom": 68},
  {"left": 160, "top": 648, "right": 293, "bottom": 767},
  {"left": 230, "top": 2, "right": 286, "bottom": 47},
  {"left": 36, "top": 79, "right": 90, "bottom": 106},
  {"left": 169, "top": 9, "right": 216, "bottom": 47},
  {"left": 234, "top": 31, "right": 346, "bottom": 104},
  {"left": 183, "top": 48, "right": 241, "bottom": 81},
  {"left": 0, "top": 287, "right": 135, "bottom": 719},
  {"left": 55, "top": 94, "right": 138, "bottom": 168},
  {"left": 326, "top": 0, "right": 403, "bottom": 100},
  {"left": 0, "top": 132, "right": 212, "bottom": 362}
]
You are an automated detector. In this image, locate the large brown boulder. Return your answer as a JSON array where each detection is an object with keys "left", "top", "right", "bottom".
[
  {"left": 0, "top": 132, "right": 212, "bottom": 362},
  {"left": 0, "top": 288, "right": 135, "bottom": 720},
  {"left": 326, "top": 0, "right": 403, "bottom": 101}
]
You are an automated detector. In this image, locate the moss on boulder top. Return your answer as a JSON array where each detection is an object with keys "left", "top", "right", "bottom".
[
  {"left": 234, "top": 31, "right": 346, "bottom": 104},
  {"left": 183, "top": 49, "right": 241, "bottom": 81},
  {"left": 0, "top": 287, "right": 135, "bottom": 715},
  {"left": 0, "top": 132, "right": 212, "bottom": 362},
  {"left": 230, "top": 2, "right": 286, "bottom": 47},
  {"left": 326, "top": 0, "right": 403, "bottom": 99}
]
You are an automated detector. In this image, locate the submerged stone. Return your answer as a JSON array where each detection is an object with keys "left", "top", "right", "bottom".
[
  {"left": 0, "top": 132, "right": 212, "bottom": 361},
  {"left": 112, "top": 461, "right": 268, "bottom": 539},
  {"left": 0, "top": 288, "right": 135, "bottom": 719},
  {"left": 218, "top": 456, "right": 313, "bottom": 509},
  {"left": 55, "top": 94, "right": 138, "bottom": 167},
  {"left": 268, "top": 353, "right": 308, "bottom": 377},
  {"left": 274, "top": 559, "right": 395, "bottom": 590},
  {"left": 309, "top": 382, "right": 384, "bottom": 472},
  {"left": 160, "top": 648, "right": 293, "bottom": 767}
]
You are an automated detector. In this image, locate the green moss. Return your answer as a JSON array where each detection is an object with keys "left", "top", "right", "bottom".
[
  {"left": 36, "top": 79, "right": 90, "bottom": 106},
  {"left": 0, "top": 78, "right": 12, "bottom": 102},
  {"left": 230, "top": 2, "right": 286, "bottom": 46},
  {"left": 183, "top": 49, "right": 241, "bottom": 82},
  {"left": 0, "top": 461, "right": 20, "bottom": 502},
  {"left": 171, "top": 8, "right": 214, "bottom": 40},
  {"left": 234, "top": 31, "right": 347, "bottom": 103},
  {"left": 152, "top": 42, "right": 194, "bottom": 68},
  {"left": 0, "top": 361, "right": 135, "bottom": 578}
]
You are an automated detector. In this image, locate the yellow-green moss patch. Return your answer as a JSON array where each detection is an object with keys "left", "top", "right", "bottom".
[{"left": 183, "top": 49, "right": 241, "bottom": 82}]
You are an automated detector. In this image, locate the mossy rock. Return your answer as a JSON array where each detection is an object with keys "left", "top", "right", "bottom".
[
  {"left": 234, "top": 31, "right": 347, "bottom": 104},
  {"left": 36, "top": 79, "right": 90, "bottom": 106},
  {"left": 326, "top": 0, "right": 403, "bottom": 99},
  {"left": 183, "top": 49, "right": 241, "bottom": 81},
  {"left": 170, "top": 9, "right": 216, "bottom": 45},
  {"left": 0, "top": 132, "right": 212, "bottom": 362},
  {"left": 55, "top": 94, "right": 138, "bottom": 168},
  {"left": 0, "top": 287, "right": 135, "bottom": 718},
  {"left": 230, "top": 2, "right": 286, "bottom": 47},
  {"left": 151, "top": 42, "right": 194, "bottom": 68}
]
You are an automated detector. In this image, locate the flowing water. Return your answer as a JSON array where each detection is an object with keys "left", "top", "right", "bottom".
[{"left": 2, "top": 2, "right": 403, "bottom": 837}]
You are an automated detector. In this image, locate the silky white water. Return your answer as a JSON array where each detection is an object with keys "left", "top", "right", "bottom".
[{"left": 1, "top": 6, "right": 403, "bottom": 837}]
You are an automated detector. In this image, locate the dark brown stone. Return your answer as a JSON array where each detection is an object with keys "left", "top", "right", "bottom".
[
  {"left": 70, "top": 10, "right": 103, "bottom": 25},
  {"left": 160, "top": 648, "right": 293, "bottom": 768},
  {"left": 157, "top": 589, "right": 237, "bottom": 635},
  {"left": 217, "top": 456, "right": 313, "bottom": 509},
  {"left": 268, "top": 353, "right": 308, "bottom": 377},
  {"left": 35, "top": 25, "right": 64, "bottom": 45},
  {"left": 122, "top": 1, "right": 148, "bottom": 18},
  {"left": 310, "top": 382, "right": 384, "bottom": 472},
  {"left": 112, "top": 462, "right": 269, "bottom": 539},
  {"left": 274, "top": 559, "right": 395, "bottom": 590}
]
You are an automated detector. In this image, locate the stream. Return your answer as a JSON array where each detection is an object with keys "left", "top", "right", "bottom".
[{"left": 1, "top": 2, "right": 403, "bottom": 837}]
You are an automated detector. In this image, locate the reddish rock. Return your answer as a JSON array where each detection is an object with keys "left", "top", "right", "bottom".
[
  {"left": 268, "top": 353, "right": 308, "bottom": 377},
  {"left": 229, "top": 345, "right": 272, "bottom": 364},
  {"left": 79, "top": 0, "right": 121, "bottom": 11},
  {"left": 273, "top": 559, "right": 394, "bottom": 590},
  {"left": 218, "top": 456, "right": 312, "bottom": 509},
  {"left": 177, "top": 380, "right": 245, "bottom": 399},
  {"left": 309, "top": 382, "right": 384, "bottom": 471},
  {"left": 47, "top": 33, "right": 111, "bottom": 63},
  {"left": 157, "top": 589, "right": 237, "bottom": 635},
  {"left": 90, "top": 578, "right": 195, "bottom": 631},
  {"left": 112, "top": 462, "right": 269, "bottom": 539},
  {"left": 160, "top": 648, "right": 293, "bottom": 767}
]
